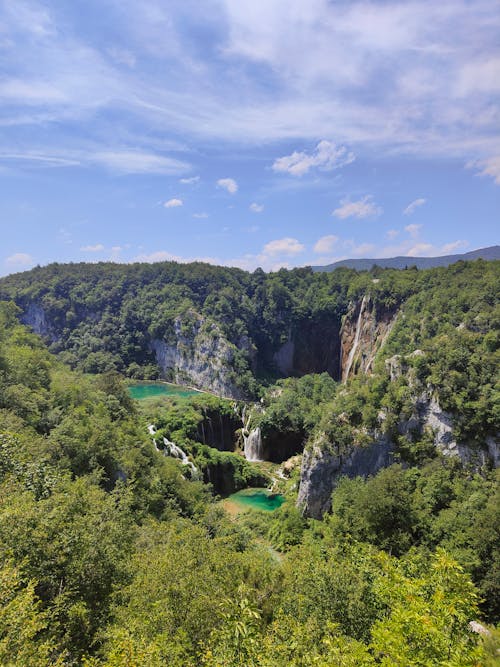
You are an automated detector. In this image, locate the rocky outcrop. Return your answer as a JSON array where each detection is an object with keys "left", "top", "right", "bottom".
[
  {"left": 150, "top": 313, "right": 248, "bottom": 399},
  {"left": 298, "top": 387, "right": 499, "bottom": 519},
  {"left": 399, "top": 390, "right": 499, "bottom": 467},
  {"left": 297, "top": 435, "right": 395, "bottom": 519},
  {"left": 340, "top": 295, "right": 397, "bottom": 382},
  {"left": 21, "top": 303, "right": 58, "bottom": 341}
]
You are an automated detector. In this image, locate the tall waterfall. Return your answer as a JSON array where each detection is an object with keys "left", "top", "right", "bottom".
[
  {"left": 244, "top": 426, "right": 264, "bottom": 462},
  {"left": 342, "top": 295, "right": 366, "bottom": 382}
]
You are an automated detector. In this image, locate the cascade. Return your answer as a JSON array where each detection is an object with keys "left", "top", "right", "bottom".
[
  {"left": 342, "top": 295, "right": 366, "bottom": 382},
  {"left": 147, "top": 424, "right": 198, "bottom": 475},
  {"left": 162, "top": 437, "right": 198, "bottom": 474},
  {"left": 244, "top": 426, "right": 264, "bottom": 462}
]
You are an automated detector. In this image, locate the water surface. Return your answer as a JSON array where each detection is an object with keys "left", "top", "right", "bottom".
[
  {"left": 227, "top": 488, "right": 285, "bottom": 512},
  {"left": 128, "top": 382, "right": 201, "bottom": 400}
]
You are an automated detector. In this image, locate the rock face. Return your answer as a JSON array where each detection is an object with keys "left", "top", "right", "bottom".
[
  {"left": 271, "top": 316, "right": 342, "bottom": 379},
  {"left": 298, "top": 388, "right": 499, "bottom": 519},
  {"left": 400, "top": 390, "right": 499, "bottom": 467},
  {"left": 150, "top": 313, "right": 248, "bottom": 399},
  {"left": 297, "top": 435, "right": 395, "bottom": 519},
  {"left": 340, "top": 295, "right": 397, "bottom": 382},
  {"left": 21, "top": 303, "right": 57, "bottom": 341}
]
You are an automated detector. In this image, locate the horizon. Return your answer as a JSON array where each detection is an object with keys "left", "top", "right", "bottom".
[
  {"left": 2, "top": 244, "right": 498, "bottom": 279},
  {"left": 1, "top": 1, "right": 499, "bottom": 276}
]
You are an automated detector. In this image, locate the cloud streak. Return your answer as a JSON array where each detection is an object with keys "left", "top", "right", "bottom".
[
  {"left": 403, "top": 198, "right": 426, "bottom": 215},
  {"left": 0, "top": 0, "right": 498, "bottom": 166}
]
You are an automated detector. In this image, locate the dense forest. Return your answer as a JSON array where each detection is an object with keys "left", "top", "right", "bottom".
[{"left": 0, "top": 258, "right": 498, "bottom": 665}]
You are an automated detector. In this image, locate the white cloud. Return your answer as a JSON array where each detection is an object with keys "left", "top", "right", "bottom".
[
  {"left": 193, "top": 212, "right": 208, "bottom": 218},
  {"left": 272, "top": 140, "right": 355, "bottom": 176},
  {"left": 349, "top": 242, "right": 376, "bottom": 257},
  {"left": 332, "top": 196, "right": 382, "bottom": 220},
  {"left": 249, "top": 202, "right": 264, "bottom": 213},
  {"left": 217, "top": 178, "right": 238, "bottom": 194},
  {"left": 80, "top": 243, "right": 104, "bottom": 252},
  {"left": 403, "top": 198, "right": 426, "bottom": 215},
  {"left": 180, "top": 175, "right": 200, "bottom": 184},
  {"left": 133, "top": 250, "right": 179, "bottom": 263},
  {"left": 5, "top": 252, "right": 34, "bottom": 268},
  {"left": 386, "top": 229, "right": 399, "bottom": 240},
  {"left": 407, "top": 243, "right": 435, "bottom": 257},
  {"left": 314, "top": 235, "right": 339, "bottom": 254},
  {"left": 262, "top": 237, "right": 305, "bottom": 256},
  {"left": 468, "top": 156, "right": 500, "bottom": 185},
  {"left": 404, "top": 223, "right": 422, "bottom": 239},
  {"left": 0, "top": 0, "right": 499, "bottom": 167},
  {"left": 441, "top": 240, "right": 469, "bottom": 254},
  {"left": 164, "top": 198, "right": 183, "bottom": 208}
]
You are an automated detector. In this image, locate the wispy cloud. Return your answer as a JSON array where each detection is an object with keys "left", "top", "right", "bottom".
[
  {"left": 272, "top": 141, "right": 355, "bottom": 176},
  {"left": 5, "top": 252, "right": 34, "bottom": 268},
  {"left": 313, "top": 235, "right": 339, "bottom": 254},
  {"left": 442, "top": 240, "right": 469, "bottom": 253},
  {"left": 332, "top": 196, "right": 382, "bottom": 220},
  {"left": 249, "top": 202, "right": 264, "bottom": 213},
  {"left": 1, "top": 1, "right": 497, "bottom": 165},
  {"left": 468, "top": 156, "right": 500, "bottom": 185},
  {"left": 193, "top": 212, "right": 209, "bottom": 219},
  {"left": 404, "top": 223, "right": 422, "bottom": 239},
  {"left": 164, "top": 198, "right": 183, "bottom": 208},
  {"left": 80, "top": 244, "right": 104, "bottom": 252},
  {"left": 403, "top": 198, "right": 427, "bottom": 215},
  {"left": 217, "top": 178, "right": 238, "bottom": 194},
  {"left": 180, "top": 175, "right": 200, "bottom": 184},
  {"left": 92, "top": 152, "right": 189, "bottom": 175}
]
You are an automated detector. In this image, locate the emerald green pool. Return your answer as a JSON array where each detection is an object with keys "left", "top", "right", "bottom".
[
  {"left": 227, "top": 488, "right": 285, "bottom": 512},
  {"left": 128, "top": 382, "right": 201, "bottom": 400}
]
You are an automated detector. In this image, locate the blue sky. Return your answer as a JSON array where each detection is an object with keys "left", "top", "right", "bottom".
[{"left": 1, "top": 0, "right": 499, "bottom": 275}]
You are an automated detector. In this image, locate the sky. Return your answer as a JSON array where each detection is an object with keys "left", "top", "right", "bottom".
[{"left": 1, "top": 0, "right": 499, "bottom": 275}]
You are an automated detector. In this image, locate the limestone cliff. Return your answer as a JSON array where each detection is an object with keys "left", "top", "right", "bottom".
[
  {"left": 21, "top": 303, "right": 58, "bottom": 342},
  {"left": 340, "top": 294, "right": 397, "bottom": 382},
  {"left": 297, "top": 434, "right": 394, "bottom": 519},
  {"left": 150, "top": 313, "right": 248, "bottom": 399},
  {"left": 297, "top": 388, "right": 499, "bottom": 519}
]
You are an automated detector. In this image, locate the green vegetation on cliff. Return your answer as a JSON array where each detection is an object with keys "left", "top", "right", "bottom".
[{"left": 0, "top": 256, "right": 498, "bottom": 665}]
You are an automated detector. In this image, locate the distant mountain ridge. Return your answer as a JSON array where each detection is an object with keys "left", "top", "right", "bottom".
[{"left": 312, "top": 245, "right": 500, "bottom": 272}]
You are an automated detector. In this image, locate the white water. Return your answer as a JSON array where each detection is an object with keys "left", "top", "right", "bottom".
[
  {"left": 162, "top": 437, "right": 198, "bottom": 474},
  {"left": 244, "top": 426, "right": 264, "bottom": 462},
  {"left": 342, "top": 295, "right": 366, "bottom": 383},
  {"left": 147, "top": 424, "right": 198, "bottom": 475}
]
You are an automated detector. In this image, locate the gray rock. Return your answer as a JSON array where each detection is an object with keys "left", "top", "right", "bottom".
[{"left": 297, "top": 435, "right": 394, "bottom": 519}]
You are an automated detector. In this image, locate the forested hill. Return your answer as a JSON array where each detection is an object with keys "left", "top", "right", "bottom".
[
  {"left": 0, "top": 258, "right": 498, "bottom": 400},
  {"left": 312, "top": 244, "right": 500, "bottom": 271}
]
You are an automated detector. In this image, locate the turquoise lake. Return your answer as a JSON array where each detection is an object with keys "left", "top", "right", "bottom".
[
  {"left": 128, "top": 382, "right": 201, "bottom": 400},
  {"left": 227, "top": 488, "right": 285, "bottom": 512}
]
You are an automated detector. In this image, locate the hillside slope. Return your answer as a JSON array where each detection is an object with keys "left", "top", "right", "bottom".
[{"left": 313, "top": 244, "right": 500, "bottom": 272}]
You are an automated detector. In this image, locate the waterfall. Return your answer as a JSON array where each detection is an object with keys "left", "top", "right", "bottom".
[
  {"left": 342, "top": 295, "right": 366, "bottom": 383},
  {"left": 162, "top": 437, "right": 198, "bottom": 474},
  {"left": 147, "top": 424, "right": 198, "bottom": 475},
  {"left": 244, "top": 427, "right": 264, "bottom": 462}
]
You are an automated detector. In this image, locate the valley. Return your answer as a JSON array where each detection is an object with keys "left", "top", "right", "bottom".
[{"left": 0, "top": 257, "right": 498, "bottom": 665}]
